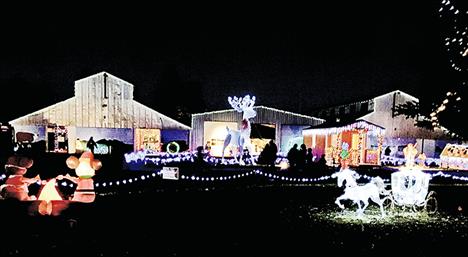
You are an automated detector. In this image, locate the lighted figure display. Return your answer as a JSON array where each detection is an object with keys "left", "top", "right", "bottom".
[
  {"left": 339, "top": 142, "right": 351, "bottom": 170},
  {"left": 440, "top": 144, "right": 468, "bottom": 170},
  {"left": 36, "top": 178, "right": 65, "bottom": 216},
  {"left": 334, "top": 173, "right": 388, "bottom": 217},
  {"left": 0, "top": 155, "right": 40, "bottom": 201},
  {"left": 58, "top": 151, "right": 102, "bottom": 203},
  {"left": 403, "top": 143, "right": 418, "bottom": 167},
  {"left": 333, "top": 141, "right": 389, "bottom": 217},
  {"left": 221, "top": 95, "right": 257, "bottom": 165},
  {"left": 389, "top": 144, "right": 433, "bottom": 207},
  {"left": 332, "top": 167, "right": 359, "bottom": 188}
]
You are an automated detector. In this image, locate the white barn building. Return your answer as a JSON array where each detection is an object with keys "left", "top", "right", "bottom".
[
  {"left": 304, "top": 90, "right": 454, "bottom": 161},
  {"left": 10, "top": 72, "right": 190, "bottom": 153}
]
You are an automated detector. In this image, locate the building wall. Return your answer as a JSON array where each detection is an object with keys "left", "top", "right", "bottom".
[
  {"left": 75, "top": 127, "right": 134, "bottom": 145},
  {"left": 361, "top": 91, "right": 445, "bottom": 140},
  {"left": 10, "top": 72, "right": 190, "bottom": 131},
  {"left": 190, "top": 106, "right": 323, "bottom": 151},
  {"left": 74, "top": 72, "right": 134, "bottom": 128}
]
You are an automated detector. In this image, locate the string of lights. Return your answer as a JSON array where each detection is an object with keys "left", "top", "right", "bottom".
[
  {"left": 431, "top": 0, "right": 467, "bottom": 138},
  {"left": 125, "top": 150, "right": 289, "bottom": 166},
  {"left": 430, "top": 170, "right": 468, "bottom": 181}
]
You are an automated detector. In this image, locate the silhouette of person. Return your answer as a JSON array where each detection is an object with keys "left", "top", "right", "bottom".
[
  {"left": 267, "top": 140, "right": 278, "bottom": 167},
  {"left": 317, "top": 154, "right": 327, "bottom": 170},
  {"left": 258, "top": 142, "right": 270, "bottom": 165},
  {"left": 195, "top": 146, "right": 205, "bottom": 166},
  {"left": 87, "top": 137, "right": 97, "bottom": 154},
  {"left": 297, "top": 144, "right": 307, "bottom": 170},
  {"left": 287, "top": 144, "right": 299, "bottom": 168},
  {"left": 306, "top": 148, "right": 313, "bottom": 166},
  {"left": 384, "top": 146, "right": 391, "bottom": 156}
]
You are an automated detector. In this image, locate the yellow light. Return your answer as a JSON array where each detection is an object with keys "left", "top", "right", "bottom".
[
  {"left": 279, "top": 160, "right": 289, "bottom": 170},
  {"left": 456, "top": 97, "right": 461, "bottom": 101},
  {"left": 430, "top": 112, "right": 436, "bottom": 117},
  {"left": 438, "top": 105, "right": 446, "bottom": 112},
  {"left": 38, "top": 179, "right": 63, "bottom": 201},
  {"left": 443, "top": 99, "right": 449, "bottom": 104}
]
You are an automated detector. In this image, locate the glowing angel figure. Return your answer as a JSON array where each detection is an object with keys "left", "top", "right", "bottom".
[
  {"left": 221, "top": 95, "right": 257, "bottom": 165},
  {"left": 403, "top": 143, "right": 418, "bottom": 168}
]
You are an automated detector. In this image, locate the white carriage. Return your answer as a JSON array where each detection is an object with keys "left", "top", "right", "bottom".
[{"left": 383, "top": 167, "right": 437, "bottom": 213}]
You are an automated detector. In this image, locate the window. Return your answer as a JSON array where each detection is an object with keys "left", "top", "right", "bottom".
[
  {"left": 360, "top": 102, "right": 369, "bottom": 112},
  {"left": 339, "top": 107, "right": 345, "bottom": 116}
]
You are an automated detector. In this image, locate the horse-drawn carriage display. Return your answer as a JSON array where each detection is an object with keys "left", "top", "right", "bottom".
[{"left": 333, "top": 143, "right": 437, "bottom": 217}]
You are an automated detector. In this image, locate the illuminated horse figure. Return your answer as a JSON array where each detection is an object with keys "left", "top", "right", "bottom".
[
  {"left": 333, "top": 169, "right": 388, "bottom": 217},
  {"left": 221, "top": 95, "right": 257, "bottom": 165},
  {"left": 332, "top": 168, "right": 359, "bottom": 188}
]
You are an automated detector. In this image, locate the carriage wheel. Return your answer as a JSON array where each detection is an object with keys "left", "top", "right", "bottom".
[
  {"left": 412, "top": 203, "right": 425, "bottom": 213},
  {"left": 382, "top": 196, "right": 395, "bottom": 211},
  {"left": 425, "top": 196, "right": 438, "bottom": 214}
]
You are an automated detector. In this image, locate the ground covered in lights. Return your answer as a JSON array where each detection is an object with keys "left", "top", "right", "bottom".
[{"left": 1, "top": 183, "right": 468, "bottom": 256}]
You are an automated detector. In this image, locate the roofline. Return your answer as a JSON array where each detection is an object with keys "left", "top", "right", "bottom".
[
  {"left": 9, "top": 97, "right": 76, "bottom": 124},
  {"left": 374, "top": 90, "right": 419, "bottom": 102},
  {"left": 192, "top": 106, "right": 325, "bottom": 121},
  {"left": 74, "top": 71, "right": 135, "bottom": 87},
  {"left": 133, "top": 100, "right": 191, "bottom": 130},
  {"left": 303, "top": 119, "right": 386, "bottom": 135},
  {"left": 9, "top": 97, "right": 191, "bottom": 130},
  {"left": 310, "top": 89, "right": 420, "bottom": 113}
]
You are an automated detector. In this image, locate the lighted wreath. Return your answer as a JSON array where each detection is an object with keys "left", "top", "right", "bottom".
[{"left": 166, "top": 141, "right": 180, "bottom": 154}]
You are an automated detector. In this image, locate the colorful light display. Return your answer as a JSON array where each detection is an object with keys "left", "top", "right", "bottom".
[{"left": 58, "top": 151, "right": 102, "bottom": 203}]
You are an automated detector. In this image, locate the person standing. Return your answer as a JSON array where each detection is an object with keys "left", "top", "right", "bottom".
[
  {"left": 267, "top": 139, "right": 278, "bottom": 167},
  {"left": 87, "top": 136, "right": 97, "bottom": 154},
  {"left": 287, "top": 144, "right": 299, "bottom": 169}
]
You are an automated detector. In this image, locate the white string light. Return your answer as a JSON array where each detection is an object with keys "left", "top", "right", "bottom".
[{"left": 431, "top": 0, "right": 467, "bottom": 138}]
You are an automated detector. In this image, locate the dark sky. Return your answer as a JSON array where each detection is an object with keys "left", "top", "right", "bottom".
[{"left": 0, "top": 1, "right": 459, "bottom": 123}]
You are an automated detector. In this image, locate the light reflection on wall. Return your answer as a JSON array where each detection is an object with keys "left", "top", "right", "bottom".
[{"left": 203, "top": 121, "right": 237, "bottom": 157}]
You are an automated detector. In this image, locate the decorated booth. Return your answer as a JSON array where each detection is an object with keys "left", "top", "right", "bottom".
[
  {"left": 440, "top": 144, "right": 468, "bottom": 170},
  {"left": 303, "top": 120, "right": 385, "bottom": 166}
]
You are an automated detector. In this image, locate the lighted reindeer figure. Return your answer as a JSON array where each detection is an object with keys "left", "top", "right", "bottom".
[{"left": 221, "top": 95, "right": 257, "bottom": 165}]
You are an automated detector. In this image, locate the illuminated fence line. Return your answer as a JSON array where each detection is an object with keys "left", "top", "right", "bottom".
[
  {"left": 430, "top": 171, "right": 468, "bottom": 181},
  {"left": 1, "top": 169, "right": 467, "bottom": 193},
  {"left": 124, "top": 150, "right": 289, "bottom": 166},
  {"left": 49, "top": 170, "right": 468, "bottom": 189}
]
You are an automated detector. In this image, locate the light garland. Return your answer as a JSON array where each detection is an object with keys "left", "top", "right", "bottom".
[
  {"left": 302, "top": 120, "right": 385, "bottom": 136},
  {"left": 166, "top": 141, "right": 180, "bottom": 154},
  {"left": 125, "top": 149, "right": 290, "bottom": 167}
]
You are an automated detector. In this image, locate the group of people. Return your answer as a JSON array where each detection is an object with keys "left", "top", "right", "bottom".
[{"left": 287, "top": 144, "right": 326, "bottom": 171}]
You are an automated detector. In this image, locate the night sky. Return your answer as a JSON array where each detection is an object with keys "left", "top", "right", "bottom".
[{"left": 0, "top": 1, "right": 461, "bottom": 125}]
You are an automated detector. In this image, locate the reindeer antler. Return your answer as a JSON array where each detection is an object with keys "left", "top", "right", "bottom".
[{"left": 228, "top": 95, "right": 256, "bottom": 112}]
